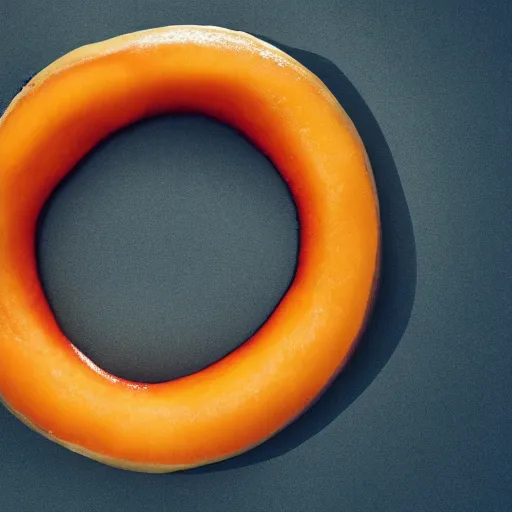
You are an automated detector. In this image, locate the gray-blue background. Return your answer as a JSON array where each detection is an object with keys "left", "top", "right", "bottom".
[{"left": 1, "top": 1, "right": 511, "bottom": 510}]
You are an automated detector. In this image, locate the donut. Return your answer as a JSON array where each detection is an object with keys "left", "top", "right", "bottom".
[{"left": 0, "top": 26, "right": 380, "bottom": 472}]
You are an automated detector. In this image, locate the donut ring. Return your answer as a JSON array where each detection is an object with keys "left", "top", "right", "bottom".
[{"left": 0, "top": 26, "right": 380, "bottom": 472}]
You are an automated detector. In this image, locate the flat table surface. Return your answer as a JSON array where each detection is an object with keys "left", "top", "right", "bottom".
[{"left": 1, "top": 1, "right": 511, "bottom": 511}]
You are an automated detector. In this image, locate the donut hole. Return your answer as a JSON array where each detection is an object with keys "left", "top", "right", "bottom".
[{"left": 36, "top": 114, "right": 299, "bottom": 383}]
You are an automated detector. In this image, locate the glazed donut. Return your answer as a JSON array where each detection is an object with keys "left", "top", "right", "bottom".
[{"left": 0, "top": 26, "right": 380, "bottom": 472}]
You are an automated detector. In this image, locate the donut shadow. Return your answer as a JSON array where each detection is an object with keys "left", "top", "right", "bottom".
[
  {"left": 188, "top": 38, "right": 417, "bottom": 473},
  {"left": 2, "top": 38, "right": 416, "bottom": 475}
]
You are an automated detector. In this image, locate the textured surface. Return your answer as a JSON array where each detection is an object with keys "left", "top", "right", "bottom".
[
  {"left": 1, "top": 0, "right": 511, "bottom": 510},
  {"left": 38, "top": 114, "right": 298, "bottom": 383}
]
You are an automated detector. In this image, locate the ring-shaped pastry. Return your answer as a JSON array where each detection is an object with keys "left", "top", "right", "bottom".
[{"left": 0, "top": 26, "right": 380, "bottom": 472}]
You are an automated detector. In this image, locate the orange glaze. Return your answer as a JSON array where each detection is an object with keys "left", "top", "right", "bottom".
[{"left": 0, "top": 26, "right": 380, "bottom": 472}]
